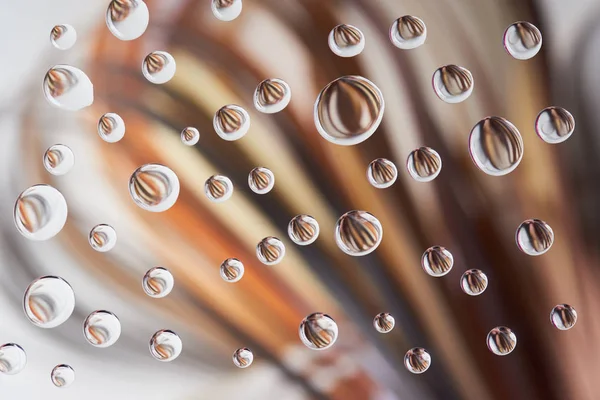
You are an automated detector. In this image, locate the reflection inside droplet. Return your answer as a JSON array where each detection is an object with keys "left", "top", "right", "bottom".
[
  {"left": 389, "top": 16, "right": 426, "bottom": 49},
  {"left": 50, "top": 24, "right": 77, "bottom": 50},
  {"left": 328, "top": 24, "right": 365, "bottom": 58},
  {"left": 149, "top": 330, "right": 182, "bottom": 362},
  {"left": 487, "top": 326, "right": 517, "bottom": 356},
  {"left": 335, "top": 210, "right": 383, "bottom": 256},
  {"left": 51, "top": 364, "right": 75, "bottom": 388},
  {"left": 460, "top": 269, "right": 488, "bottom": 296},
  {"left": 432, "top": 65, "right": 474, "bottom": 103},
  {"left": 220, "top": 258, "right": 244, "bottom": 283},
  {"left": 142, "top": 51, "right": 176, "bottom": 84},
  {"left": 367, "top": 158, "right": 398, "bottom": 189},
  {"left": 14, "top": 185, "right": 68, "bottom": 241},
  {"left": 248, "top": 167, "right": 275, "bottom": 194},
  {"left": 129, "top": 164, "right": 180, "bottom": 212},
  {"left": 503, "top": 21, "right": 542, "bottom": 60},
  {"left": 205, "top": 175, "right": 234, "bottom": 202},
  {"left": 143, "top": 267, "right": 174, "bottom": 298},
  {"left": 0, "top": 343, "right": 27, "bottom": 375},
  {"left": 98, "top": 113, "right": 126, "bottom": 143},
  {"left": 23, "top": 276, "right": 75, "bottom": 329},
  {"left": 407, "top": 147, "right": 442, "bottom": 182},
  {"left": 550, "top": 304, "right": 577, "bottom": 331},
  {"left": 89, "top": 224, "right": 117, "bottom": 252},
  {"left": 299, "top": 313, "right": 338, "bottom": 350},
  {"left": 106, "top": 0, "right": 150, "bottom": 41},
  {"left": 213, "top": 105, "right": 250, "bottom": 141},
  {"left": 516, "top": 219, "right": 554, "bottom": 256},
  {"left": 288, "top": 214, "right": 319, "bottom": 246},
  {"left": 232, "top": 347, "right": 253, "bottom": 368},
  {"left": 211, "top": 0, "right": 243, "bottom": 22},
  {"left": 373, "top": 313, "right": 395, "bottom": 333},
  {"left": 256, "top": 237, "right": 285, "bottom": 265},
  {"left": 535, "top": 106, "right": 575, "bottom": 144},
  {"left": 43, "top": 65, "right": 94, "bottom": 111},
  {"left": 404, "top": 347, "right": 431, "bottom": 373},
  {"left": 43, "top": 144, "right": 75, "bottom": 176},
  {"left": 469, "top": 116, "right": 524, "bottom": 176},
  {"left": 421, "top": 246, "right": 453, "bottom": 277},
  {"left": 83, "top": 310, "right": 121, "bottom": 348},
  {"left": 253, "top": 78, "right": 291, "bottom": 114},
  {"left": 181, "top": 127, "right": 200, "bottom": 146}
]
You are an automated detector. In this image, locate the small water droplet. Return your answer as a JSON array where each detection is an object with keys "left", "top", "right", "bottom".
[
  {"left": 421, "top": 246, "right": 453, "bottom": 277},
  {"left": 143, "top": 267, "right": 174, "bottom": 298},
  {"left": 328, "top": 24, "right": 365, "bottom": 57},
  {"left": 142, "top": 51, "right": 176, "bottom": 84},
  {"left": 43, "top": 144, "right": 74, "bottom": 176},
  {"left": 89, "top": 224, "right": 117, "bottom": 252},
  {"left": 373, "top": 313, "right": 395, "bottom": 333},
  {"left": 106, "top": 0, "right": 149, "bottom": 41},
  {"left": 212, "top": 0, "right": 242, "bottom": 22},
  {"left": 432, "top": 65, "right": 474, "bottom": 103},
  {"left": 256, "top": 236, "right": 285, "bottom": 265},
  {"left": 535, "top": 106, "right": 575, "bottom": 144},
  {"left": 335, "top": 210, "right": 383, "bottom": 256},
  {"left": 389, "top": 16, "right": 426, "bottom": 49},
  {"left": 460, "top": 269, "right": 488, "bottom": 296},
  {"left": 314, "top": 76, "right": 385, "bottom": 146},
  {"left": 23, "top": 276, "right": 75, "bottom": 328},
  {"left": 0, "top": 344, "right": 27, "bottom": 375},
  {"left": 248, "top": 167, "right": 275, "bottom": 194},
  {"left": 406, "top": 147, "right": 442, "bottom": 182},
  {"left": 469, "top": 116, "right": 524, "bottom": 176},
  {"left": 367, "top": 158, "right": 398, "bottom": 189},
  {"left": 129, "top": 164, "right": 180, "bottom": 212},
  {"left": 181, "top": 127, "right": 200, "bottom": 146},
  {"left": 487, "top": 326, "right": 516, "bottom": 356},
  {"left": 299, "top": 313, "right": 338, "bottom": 350},
  {"left": 50, "top": 24, "right": 77, "bottom": 50},
  {"left": 98, "top": 113, "right": 126, "bottom": 143},
  {"left": 550, "top": 304, "right": 577, "bottom": 331},
  {"left": 83, "top": 310, "right": 121, "bottom": 348},
  {"left": 43, "top": 65, "right": 94, "bottom": 111},
  {"left": 14, "top": 185, "right": 68, "bottom": 241},
  {"left": 149, "top": 329, "right": 182, "bottom": 362},
  {"left": 232, "top": 347, "right": 253, "bottom": 368},
  {"left": 213, "top": 105, "right": 250, "bottom": 141},
  {"left": 404, "top": 347, "right": 431, "bottom": 374},
  {"left": 253, "top": 78, "right": 291, "bottom": 114},
  {"left": 204, "top": 175, "right": 234, "bottom": 202},
  {"left": 516, "top": 219, "right": 554, "bottom": 256},
  {"left": 288, "top": 214, "right": 319, "bottom": 246},
  {"left": 503, "top": 21, "right": 542, "bottom": 60},
  {"left": 220, "top": 258, "right": 244, "bottom": 283},
  {"left": 51, "top": 364, "right": 75, "bottom": 388}
]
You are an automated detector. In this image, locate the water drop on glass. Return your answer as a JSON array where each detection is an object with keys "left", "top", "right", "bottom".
[
  {"left": 469, "top": 116, "right": 524, "bottom": 176},
  {"left": 51, "top": 364, "right": 75, "bottom": 388},
  {"left": 43, "top": 65, "right": 93, "bottom": 111},
  {"left": 248, "top": 167, "right": 275, "bottom": 194},
  {"left": 328, "top": 24, "right": 365, "bottom": 58},
  {"left": 220, "top": 258, "right": 244, "bottom": 283},
  {"left": 335, "top": 210, "right": 383, "bottom": 256},
  {"left": 421, "top": 246, "right": 453, "bottom": 277},
  {"left": 149, "top": 329, "right": 182, "bottom": 362},
  {"left": 367, "top": 158, "right": 398, "bottom": 189},
  {"left": 373, "top": 312, "right": 395, "bottom": 333},
  {"left": 0, "top": 344, "right": 27, "bottom": 375},
  {"left": 299, "top": 313, "right": 338, "bottom": 350},
  {"left": 460, "top": 269, "right": 488, "bottom": 296},
  {"left": 181, "top": 127, "right": 200, "bottom": 146},
  {"left": 142, "top": 51, "right": 176, "bottom": 84},
  {"left": 89, "top": 224, "right": 117, "bottom": 252},
  {"left": 232, "top": 347, "right": 253, "bottom": 368},
  {"left": 288, "top": 214, "right": 319, "bottom": 246},
  {"left": 83, "top": 310, "right": 121, "bottom": 348},
  {"left": 432, "top": 65, "right": 474, "bottom": 103},
  {"left": 256, "top": 236, "right": 285, "bottom": 265},
  {"left": 50, "top": 24, "right": 77, "bottom": 50},
  {"left": 106, "top": 0, "right": 149, "bottom": 41},
  {"left": 142, "top": 267, "right": 174, "bottom": 298},
  {"left": 98, "top": 113, "right": 125, "bottom": 143},
  {"left": 516, "top": 219, "right": 554, "bottom": 256},
  {"left": 23, "top": 276, "right": 75, "bottom": 328},
  {"left": 487, "top": 326, "right": 517, "bottom": 356},
  {"left": 389, "top": 16, "right": 426, "bottom": 50},
  {"left": 550, "top": 304, "right": 577, "bottom": 331},
  {"left": 503, "top": 21, "right": 542, "bottom": 60},
  {"left": 14, "top": 185, "right": 68, "bottom": 241},
  {"left": 213, "top": 105, "right": 250, "bottom": 141},
  {"left": 211, "top": 0, "right": 242, "bottom": 22},
  {"left": 204, "top": 175, "right": 234, "bottom": 202},
  {"left": 404, "top": 347, "right": 431, "bottom": 374},
  {"left": 43, "top": 144, "right": 74, "bottom": 176},
  {"left": 129, "top": 164, "right": 180, "bottom": 212},
  {"left": 407, "top": 147, "right": 442, "bottom": 182},
  {"left": 535, "top": 106, "right": 575, "bottom": 144},
  {"left": 253, "top": 78, "right": 291, "bottom": 114}
]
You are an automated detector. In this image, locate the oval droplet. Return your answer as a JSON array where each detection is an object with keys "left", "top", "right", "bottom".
[
  {"left": 328, "top": 24, "right": 365, "bottom": 58},
  {"left": 98, "top": 113, "right": 126, "bottom": 143},
  {"left": 299, "top": 313, "right": 338, "bottom": 350},
  {"left": 83, "top": 310, "right": 121, "bottom": 348},
  {"left": 213, "top": 105, "right": 250, "bottom": 141},
  {"left": 288, "top": 214, "right": 320, "bottom": 246},
  {"left": 0, "top": 344, "right": 27, "bottom": 375},
  {"left": 14, "top": 185, "right": 68, "bottom": 241},
  {"left": 516, "top": 219, "right": 554, "bottom": 256},
  {"left": 550, "top": 304, "right": 577, "bottom": 331},
  {"left": 503, "top": 21, "right": 542, "bottom": 60},
  {"left": 432, "top": 65, "right": 474, "bottom": 103},
  {"left": 367, "top": 158, "right": 398, "bottom": 189},
  {"left": 129, "top": 164, "right": 180, "bottom": 212},
  {"left": 253, "top": 78, "right": 291, "bottom": 114},
  {"left": 469, "top": 116, "right": 524, "bottom": 176},
  {"left": 404, "top": 347, "right": 431, "bottom": 374},
  {"left": 50, "top": 24, "right": 77, "bottom": 50},
  {"left": 220, "top": 258, "right": 244, "bottom": 283},
  {"left": 373, "top": 312, "right": 395, "bottom": 334},
  {"left": 460, "top": 269, "right": 488, "bottom": 296},
  {"left": 487, "top": 326, "right": 517, "bottom": 356},
  {"left": 256, "top": 236, "right": 285, "bottom": 265},
  {"left": 211, "top": 0, "right": 242, "bottom": 22},
  {"left": 43, "top": 144, "right": 75, "bottom": 176},
  {"left": 106, "top": 0, "right": 149, "bottom": 41},
  {"left": 142, "top": 51, "right": 176, "bottom": 84},
  {"left": 43, "top": 65, "right": 94, "bottom": 111},
  {"left": 232, "top": 347, "right": 253, "bottom": 368},
  {"left": 204, "top": 175, "right": 234, "bottom": 202},
  {"left": 51, "top": 364, "right": 75, "bottom": 388},
  {"left": 406, "top": 147, "right": 442, "bottom": 182},
  {"left": 421, "top": 246, "right": 453, "bottom": 277},
  {"left": 142, "top": 267, "right": 174, "bottom": 298},
  {"left": 181, "top": 127, "right": 200, "bottom": 146},
  {"left": 89, "top": 224, "right": 117, "bottom": 252},
  {"left": 248, "top": 167, "right": 275, "bottom": 194},
  {"left": 389, "top": 16, "right": 426, "bottom": 50},
  {"left": 23, "top": 276, "right": 75, "bottom": 329},
  {"left": 335, "top": 210, "right": 383, "bottom": 256},
  {"left": 535, "top": 106, "right": 575, "bottom": 144},
  {"left": 149, "top": 329, "right": 182, "bottom": 362}
]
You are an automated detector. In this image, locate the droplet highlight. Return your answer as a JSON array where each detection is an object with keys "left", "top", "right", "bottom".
[
  {"left": 407, "top": 147, "right": 442, "bottom": 182},
  {"left": 106, "top": 0, "right": 149, "bottom": 41},
  {"left": 550, "top": 304, "right": 577, "bottom": 331},
  {"left": 367, "top": 158, "right": 398, "bottom": 189},
  {"left": 503, "top": 21, "right": 542, "bottom": 60},
  {"left": 328, "top": 24, "right": 365, "bottom": 58},
  {"left": 288, "top": 214, "right": 319, "bottom": 246},
  {"left": 98, "top": 113, "right": 126, "bottom": 143},
  {"left": 51, "top": 364, "right": 75, "bottom": 388},
  {"left": 220, "top": 258, "right": 244, "bottom": 283},
  {"left": 142, "top": 267, "right": 174, "bottom": 298},
  {"left": 181, "top": 127, "right": 200, "bottom": 146},
  {"left": 248, "top": 167, "right": 275, "bottom": 194},
  {"left": 149, "top": 329, "right": 182, "bottom": 362},
  {"left": 24, "top": 276, "right": 75, "bottom": 328},
  {"left": 213, "top": 105, "right": 250, "bottom": 141},
  {"left": 232, "top": 347, "right": 253, "bottom": 368},
  {"left": 83, "top": 310, "right": 121, "bottom": 348},
  {"left": 432, "top": 65, "right": 474, "bottom": 103},
  {"left": 389, "top": 16, "right": 426, "bottom": 50},
  {"left": 14, "top": 185, "right": 68, "bottom": 241},
  {"left": 487, "top": 326, "right": 517, "bottom": 356},
  {"left": 421, "top": 246, "right": 453, "bottom": 277},
  {"left": 142, "top": 51, "right": 176, "bottom": 84},
  {"left": 404, "top": 347, "right": 431, "bottom": 374},
  {"left": 469, "top": 116, "right": 524, "bottom": 176},
  {"left": 373, "top": 312, "right": 395, "bottom": 333},
  {"left": 43, "top": 144, "right": 74, "bottom": 176},
  {"left": 43, "top": 65, "right": 94, "bottom": 111},
  {"left": 535, "top": 106, "right": 575, "bottom": 144},
  {"left": 89, "top": 224, "right": 117, "bottom": 252},
  {"left": 299, "top": 313, "right": 338, "bottom": 350},
  {"left": 0, "top": 344, "right": 27, "bottom": 375},
  {"left": 516, "top": 219, "right": 554, "bottom": 256},
  {"left": 50, "top": 24, "right": 77, "bottom": 50},
  {"left": 460, "top": 269, "right": 488, "bottom": 296},
  {"left": 254, "top": 78, "right": 291, "bottom": 114},
  {"left": 335, "top": 210, "right": 383, "bottom": 256},
  {"left": 204, "top": 175, "right": 234, "bottom": 202},
  {"left": 211, "top": 0, "right": 242, "bottom": 22},
  {"left": 256, "top": 236, "right": 285, "bottom": 265},
  {"left": 129, "top": 164, "right": 180, "bottom": 212}
]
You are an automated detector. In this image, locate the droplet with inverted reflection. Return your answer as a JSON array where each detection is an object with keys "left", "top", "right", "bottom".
[
  {"left": 98, "top": 113, "right": 125, "bottom": 143},
  {"left": 181, "top": 127, "right": 200, "bottom": 146},
  {"left": 314, "top": 76, "right": 385, "bottom": 146},
  {"left": 254, "top": 78, "right": 291, "bottom": 114},
  {"left": 487, "top": 326, "right": 517, "bottom": 356},
  {"left": 516, "top": 219, "right": 553, "bottom": 256},
  {"left": 89, "top": 224, "right": 117, "bottom": 252},
  {"left": 50, "top": 25, "right": 77, "bottom": 50},
  {"left": 129, "top": 164, "right": 180, "bottom": 212},
  {"left": 535, "top": 106, "right": 575, "bottom": 144},
  {"left": 328, "top": 24, "right": 365, "bottom": 58},
  {"left": 232, "top": 347, "right": 253, "bottom": 368},
  {"left": 204, "top": 175, "right": 234, "bottom": 202},
  {"left": 43, "top": 144, "right": 74, "bottom": 176},
  {"left": 421, "top": 246, "right": 453, "bottom": 277},
  {"left": 212, "top": 0, "right": 242, "bottom": 22},
  {"left": 503, "top": 21, "right": 542, "bottom": 60},
  {"left": 106, "top": 0, "right": 149, "bottom": 41},
  {"left": 51, "top": 364, "right": 74, "bottom": 388},
  {"left": 373, "top": 313, "right": 395, "bottom": 333},
  {"left": 43, "top": 65, "right": 93, "bottom": 111},
  {"left": 220, "top": 258, "right": 244, "bottom": 283},
  {"left": 367, "top": 158, "right": 397, "bottom": 189},
  {"left": 460, "top": 269, "right": 488, "bottom": 296},
  {"left": 335, "top": 210, "right": 383, "bottom": 256},
  {"left": 256, "top": 237, "right": 285, "bottom": 265},
  {"left": 142, "top": 51, "right": 176, "bottom": 84},
  {"left": 149, "top": 330, "right": 182, "bottom": 362},
  {"left": 14, "top": 185, "right": 68, "bottom": 241},
  {"left": 432, "top": 65, "right": 474, "bottom": 103},
  {"left": 550, "top": 304, "right": 577, "bottom": 331},
  {"left": 83, "top": 310, "right": 121, "bottom": 348},
  {"left": 143, "top": 267, "right": 174, "bottom": 298},
  {"left": 213, "top": 105, "right": 250, "bottom": 141},
  {"left": 24, "top": 276, "right": 75, "bottom": 328},
  {"left": 404, "top": 347, "right": 431, "bottom": 373},
  {"left": 469, "top": 116, "right": 524, "bottom": 176},
  {"left": 0, "top": 344, "right": 27, "bottom": 375},
  {"left": 248, "top": 167, "right": 275, "bottom": 194},
  {"left": 288, "top": 214, "right": 319, "bottom": 246},
  {"left": 390, "top": 16, "right": 426, "bottom": 49},
  {"left": 299, "top": 313, "right": 338, "bottom": 350},
  {"left": 407, "top": 147, "right": 442, "bottom": 182}
]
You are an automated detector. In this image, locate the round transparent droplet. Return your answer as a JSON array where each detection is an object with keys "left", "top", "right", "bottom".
[
  {"left": 212, "top": 0, "right": 242, "bottom": 22},
  {"left": 248, "top": 167, "right": 275, "bottom": 194},
  {"left": 550, "top": 304, "right": 577, "bottom": 331},
  {"left": 98, "top": 113, "right": 126, "bottom": 143},
  {"left": 142, "top": 51, "right": 176, "bottom": 84},
  {"left": 256, "top": 236, "right": 285, "bottom": 265},
  {"left": 50, "top": 24, "right": 77, "bottom": 50},
  {"left": 407, "top": 147, "right": 442, "bottom": 182},
  {"left": 516, "top": 219, "right": 554, "bottom": 256},
  {"left": 503, "top": 21, "right": 542, "bottom": 60},
  {"left": 43, "top": 144, "right": 75, "bottom": 176},
  {"left": 254, "top": 78, "right": 291, "bottom": 114},
  {"left": 389, "top": 16, "right": 426, "bottom": 50},
  {"left": 432, "top": 65, "right": 474, "bottom": 103},
  {"left": 421, "top": 246, "right": 453, "bottom": 277},
  {"left": 51, "top": 364, "right": 75, "bottom": 388},
  {"left": 106, "top": 0, "right": 149, "bottom": 41},
  {"left": 404, "top": 347, "right": 431, "bottom": 374},
  {"left": 299, "top": 313, "right": 338, "bottom": 350},
  {"left": 535, "top": 107, "right": 575, "bottom": 144},
  {"left": 204, "top": 175, "right": 234, "bottom": 202},
  {"left": 129, "top": 164, "right": 180, "bottom": 212},
  {"left": 149, "top": 329, "right": 182, "bottom": 362},
  {"left": 0, "top": 344, "right": 27, "bottom": 375},
  {"left": 469, "top": 116, "right": 524, "bottom": 176},
  {"left": 83, "top": 310, "right": 121, "bottom": 348},
  {"left": 328, "top": 24, "right": 365, "bottom": 58},
  {"left": 460, "top": 269, "right": 488, "bottom": 296},
  {"left": 373, "top": 312, "right": 395, "bottom": 333},
  {"left": 181, "top": 127, "right": 200, "bottom": 146},
  {"left": 288, "top": 214, "right": 319, "bottom": 246},
  {"left": 24, "top": 276, "right": 75, "bottom": 328},
  {"left": 213, "top": 105, "right": 250, "bottom": 141},
  {"left": 487, "top": 326, "right": 517, "bottom": 356},
  {"left": 43, "top": 65, "right": 94, "bottom": 111},
  {"left": 143, "top": 267, "right": 174, "bottom": 298},
  {"left": 335, "top": 210, "right": 383, "bottom": 256},
  {"left": 89, "top": 224, "right": 117, "bottom": 252},
  {"left": 314, "top": 76, "right": 385, "bottom": 146},
  {"left": 220, "top": 258, "right": 244, "bottom": 283},
  {"left": 232, "top": 347, "right": 253, "bottom": 368},
  {"left": 14, "top": 185, "right": 68, "bottom": 241},
  {"left": 367, "top": 158, "right": 398, "bottom": 189}
]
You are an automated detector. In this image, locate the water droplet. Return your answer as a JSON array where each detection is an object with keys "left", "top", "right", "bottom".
[
  {"left": 248, "top": 167, "right": 275, "bottom": 194},
  {"left": 516, "top": 219, "right": 554, "bottom": 256},
  {"left": 14, "top": 185, "right": 68, "bottom": 241},
  {"left": 142, "top": 267, "right": 174, "bottom": 298},
  {"left": 83, "top": 310, "right": 121, "bottom": 348},
  {"left": 288, "top": 214, "right": 319, "bottom": 246},
  {"left": 0, "top": 344, "right": 27, "bottom": 375},
  {"left": 406, "top": 147, "right": 442, "bottom": 182},
  {"left": 50, "top": 24, "right": 77, "bottom": 50},
  {"left": 181, "top": 127, "right": 200, "bottom": 146},
  {"left": 335, "top": 210, "right": 383, "bottom": 256},
  {"left": 367, "top": 158, "right": 398, "bottom": 189},
  {"left": 404, "top": 347, "right": 431, "bottom": 374},
  {"left": 43, "top": 144, "right": 74, "bottom": 176},
  {"left": 142, "top": 51, "right": 176, "bottom": 84},
  {"left": 43, "top": 65, "right": 94, "bottom": 111},
  {"left": 389, "top": 16, "right": 426, "bottom": 50},
  {"left": 373, "top": 312, "right": 395, "bottom": 333},
  {"left": 204, "top": 175, "right": 234, "bottom": 202},
  {"left": 487, "top": 326, "right": 516, "bottom": 356},
  {"left": 129, "top": 164, "right": 180, "bottom": 212},
  {"left": 89, "top": 224, "right": 117, "bottom": 252},
  {"left": 432, "top": 65, "right": 474, "bottom": 103},
  {"left": 503, "top": 21, "right": 542, "bottom": 60},
  {"left": 106, "top": 0, "right": 149, "bottom": 41},
  {"left": 328, "top": 24, "right": 365, "bottom": 57},
  {"left": 469, "top": 116, "right": 524, "bottom": 176},
  {"left": 213, "top": 105, "right": 250, "bottom": 141},
  {"left": 460, "top": 269, "right": 488, "bottom": 296},
  {"left": 220, "top": 258, "right": 244, "bottom": 283},
  {"left": 299, "top": 313, "right": 338, "bottom": 350},
  {"left": 98, "top": 113, "right": 126, "bottom": 143},
  {"left": 253, "top": 78, "right": 291, "bottom": 114},
  {"left": 211, "top": 0, "right": 242, "bottom": 22},
  {"left": 314, "top": 76, "right": 385, "bottom": 146},
  {"left": 421, "top": 246, "right": 453, "bottom": 277},
  {"left": 51, "top": 364, "right": 75, "bottom": 388},
  {"left": 535, "top": 106, "right": 575, "bottom": 144},
  {"left": 232, "top": 347, "right": 253, "bottom": 368},
  {"left": 149, "top": 329, "right": 182, "bottom": 362},
  {"left": 256, "top": 236, "right": 285, "bottom": 265},
  {"left": 23, "top": 276, "right": 75, "bottom": 328},
  {"left": 550, "top": 304, "right": 577, "bottom": 331}
]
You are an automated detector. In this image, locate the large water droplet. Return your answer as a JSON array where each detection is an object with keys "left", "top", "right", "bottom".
[
  {"left": 204, "top": 175, "right": 234, "bottom": 202},
  {"left": 367, "top": 158, "right": 398, "bottom": 189},
  {"left": 469, "top": 116, "right": 524, "bottom": 176},
  {"left": 50, "top": 25, "right": 77, "bottom": 50},
  {"left": 314, "top": 76, "right": 384, "bottom": 146},
  {"left": 535, "top": 106, "right": 575, "bottom": 144},
  {"left": 23, "top": 276, "right": 75, "bottom": 328},
  {"left": 256, "top": 236, "right": 285, "bottom": 265},
  {"left": 516, "top": 219, "right": 554, "bottom": 256},
  {"left": 43, "top": 65, "right": 93, "bottom": 111},
  {"left": 142, "top": 267, "right": 174, "bottom": 298},
  {"left": 181, "top": 127, "right": 200, "bottom": 146},
  {"left": 389, "top": 16, "right": 426, "bottom": 50},
  {"left": 220, "top": 258, "right": 244, "bottom": 283},
  {"left": 421, "top": 246, "right": 453, "bottom": 277},
  {"left": 299, "top": 313, "right": 338, "bottom": 350},
  {"left": 404, "top": 347, "right": 431, "bottom": 374},
  {"left": 487, "top": 326, "right": 516, "bottom": 356},
  {"left": 43, "top": 144, "right": 74, "bottom": 176},
  {"left": 213, "top": 105, "right": 250, "bottom": 141},
  {"left": 0, "top": 344, "right": 27, "bottom": 375},
  {"left": 254, "top": 78, "right": 291, "bottom": 114},
  {"left": 432, "top": 65, "right": 474, "bottom": 103},
  {"left": 373, "top": 312, "right": 395, "bottom": 334},
  {"left": 460, "top": 269, "right": 488, "bottom": 296},
  {"left": 248, "top": 167, "right": 275, "bottom": 194},
  {"left": 149, "top": 329, "right": 182, "bottom": 362},
  {"left": 14, "top": 185, "right": 68, "bottom": 241},
  {"left": 51, "top": 364, "right": 75, "bottom": 388},
  {"left": 328, "top": 24, "right": 365, "bottom": 58},
  {"left": 232, "top": 347, "right": 253, "bottom": 368},
  {"left": 106, "top": 0, "right": 149, "bottom": 41},
  {"left": 142, "top": 51, "right": 176, "bottom": 84},
  {"left": 211, "top": 0, "right": 242, "bottom": 22},
  {"left": 89, "top": 224, "right": 117, "bottom": 252},
  {"left": 503, "top": 21, "right": 542, "bottom": 60},
  {"left": 288, "top": 214, "right": 319, "bottom": 246},
  {"left": 98, "top": 113, "right": 126, "bottom": 143},
  {"left": 83, "top": 310, "right": 121, "bottom": 348},
  {"left": 550, "top": 304, "right": 577, "bottom": 331},
  {"left": 406, "top": 147, "right": 442, "bottom": 182},
  {"left": 335, "top": 210, "right": 382, "bottom": 256},
  {"left": 129, "top": 164, "right": 180, "bottom": 212}
]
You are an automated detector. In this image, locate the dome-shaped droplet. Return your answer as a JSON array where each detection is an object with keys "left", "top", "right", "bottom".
[
  {"left": 550, "top": 304, "right": 577, "bottom": 331},
  {"left": 220, "top": 258, "right": 244, "bottom": 283},
  {"left": 142, "top": 51, "right": 176, "bottom": 84},
  {"left": 328, "top": 24, "right": 365, "bottom": 58},
  {"left": 211, "top": 0, "right": 242, "bottom": 22},
  {"left": 288, "top": 214, "right": 320, "bottom": 246},
  {"left": 0, "top": 344, "right": 27, "bottom": 375},
  {"left": 106, "top": 0, "right": 149, "bottom": 41},
  {"left": 373, "top": 312, "right": 395, "bottom": 333},
  {"left": 181, "top": 127, "right": 200, "bottom": 146},
  {"left": 253, "top": 78, "right": 291, "bottom": 114},
  {"left": 516, "top": 219, "right": 553, "bottom": 256},
  {"left": 503, "top": 21, "right": 542, "bottom": 60},
  {"left": 248, "top": 167, "right": 275, "bottom": 194},
  {"left": 299, "top": 313, "right": 338, "bottom": 350},
  {"left": 83, "top": 310, "right": 121, "bottom": 348},
  {"left": 421, "top": 246, "right": 453, "bottom": 277},
  {"left": 469, "top": 116, "right": 524, "bottom": 176},
  {"left": 213, "top": 105, "right": 250, "bottom": 141},
  {"left": 389, "top": 16, "right": 426, "bottom": 50},
  {"left": 149, "top": 329, "right": 182, "bottom": 362},
  {"left": 43, "top": 65, "right": 94, "bottom": 111},
  {"left": 204, "top": 175, "right": 234, "bottom": 202},
  {"left": 142, "top": 267, "right": 174, "bottom": 298},
  {"left": 367, "top": 158, "right": 398, "bottom": 189},
  {"left": 404, "top": 347, "right": 431, "bottom": 374},
  {"left": 460, "top": 269, "right": 488, "bottom": 296},
  {"left": 43, "top": 144, "right": 74, "bottom": 176},
  {"left": 23, "top": 276, "right": 75, "bottom": 328},
  {"left": 535, "top": 106, "right": 575, "bottom": 144},
  {"left": 50, "top": 24, "right": 77, "bottom": 50},
  {"left": 98, "top": 113, "right": 126, "bottom": 143},
  {"left": 406, "top": 147, "right": 442, "bottom": 182},
  {"left": 256, "top": 236, "right": 285, "bottom": 265},
  {"left": 487, "top": 326, "right": 517, "bottom": 356},
  {"left": 335, "top": 210, "right": 383, "bottom": 256},
  {"left": 129, "top": 164, "right": 180, "bottom": 212},
  {"left": 51, "top": 364, "right": 75, "bottom": 388},
  {"left": 314, "top": 76, "right": 385, "bottom": 146},
  {"left": 14, "top": 185, "right": 68, "bottom": 241},
  {"left": 89, "top": 224, "right": 117, "bottom": 252},
  {"left": 432, "top": 65, "right": 474, "bottom": 103},
  {"left": 232, "top": 347, "right": 253, "bottom": 368}
]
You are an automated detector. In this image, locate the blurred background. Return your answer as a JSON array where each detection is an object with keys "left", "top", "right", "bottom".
[{"left": 1, "top": 0, "right": 600, "bottom": 399}]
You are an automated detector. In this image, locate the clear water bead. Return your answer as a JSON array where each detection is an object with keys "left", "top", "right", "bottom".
[
  {"left": 535, "top": 106, "right": 575, "bottom": 144},
  {"left": 232, "top": 347, "right": 253, "bottom": 368},
  {"left": 24, "top": 276, "right": 75, "bottom": 328},
  {"left": 149, "top": 329, "right": 182, "bottom": 362},
  {"left": 98, "top": 113, "right": 126, "bottom": 143},
  {"left": 83, "top": 310, "right": 121, "bottom": 348},
  {"left": 89, "top": 224, "right": 117, "bottom": 252},
  {"left": 299, "top": 313, "right": 338, "bottom": 350},
  {"left": 43, "top": 65, "right": 93, "bottom": 111},
  {"left": 106, "top": 0, "right": 149, "bottom": 41},
  {"left": 421, "top": 246, "right": 453, "bottom": 277},
  {"left": 129, "top": 164, "right": 180, "bottom": 212},
  {"left": 50, "top": 24, "right": 77, "bottom": 50},
  {"left": 254, "top": 78, "right": 291, "bottom": 114},
  {"left": 389, "top": 16, "right": 426, "bottom": 50},
  {"left": 204, "top": 175, "right": 234, "bottom": 202},
  {"left": 43, "top": 144, "right": 75, "bottom": 176},
  {"left": 288, "top": 214, "right": 319, "bottom": 246},
  {"left": 469, "top": 116, "right": 524, "bottom": 176},
  {"left": 460, "top": 269, "right": 488, "bottom": 296},
  {"left": 220, "top": 258, "right": 244, "bottom": 283},
  {"left": 407, "top": 147, "right": 442, "bottom": 182},
  {"left": 373, "top": 312, "right": 395, "bottom": 333},
  {"left": 142, "top": 51, "right": 176, "bottom": 84},
  {"left": 550, "top": 304, "right": 577, "bottom": 331},
  {"left": 335, "top": 210, "right": 383, "bottom": 256},
  {"left": 487, "top": 326, "right": 517, "bottom": 356},
  {"left": 404, "top": 347, "right": 431, "bottom": 374},
  {"left": 181, "top": 127, "right": 200, "bottom": 146},
  {"left": 0, "top": 344, "right": 27, "bottom": 375},
  {"left": 516, "top": 219, "right": 554, "bottom": 256},
  {"left": 432, "top": 65, "right": 474, "bottom": 103},
  {"left": 503, "top": 21, "right": 542, "bottom": 60},
  {"left": 212, "top": 0, "right": 242, "bottom": 22},
  {"left": 328, "top": 24, "right": 365, "bottom": 58},
  {"left": 248, "top": 167, "right": 275, "bottom": 194},
  {"left": 51, "top": 364, "right": 75, "bottom": 388},
  {"left": 213, "top": 105, "right": 250, "bottom": 141},
  {"left": 256, "top": 236, "right": 285, "bottom": 265},
  {"left": 367, "top": 158, "right": 398, "bottom": 189},
  {"left": 142, "top": 267, "right": 174, "bottom": 298},
  {"left": 14, "top": 185, "right": 68, "bottom": 241}
]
